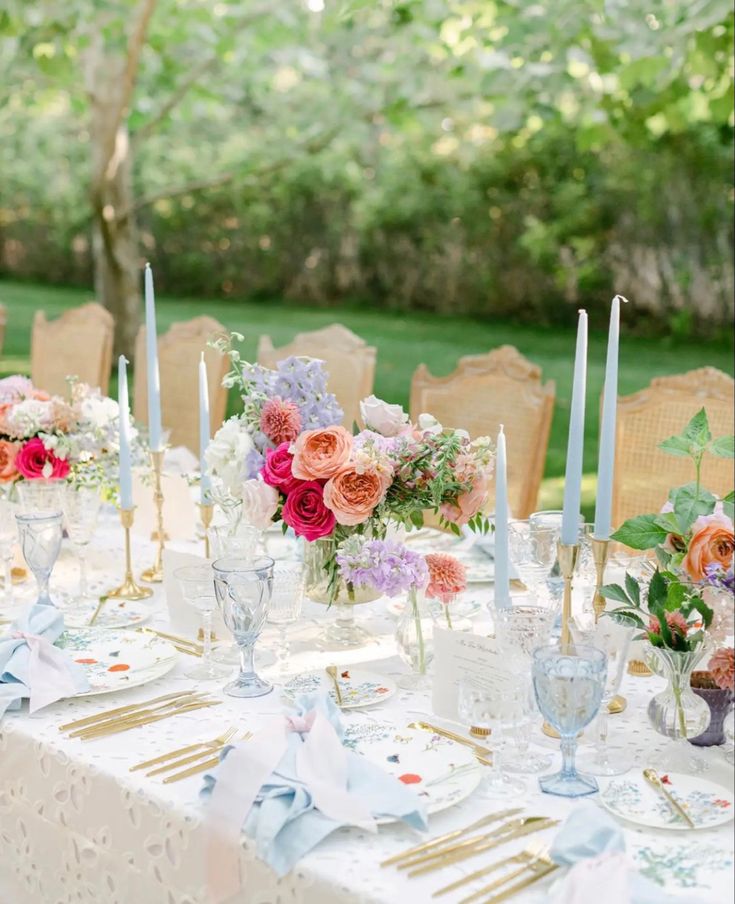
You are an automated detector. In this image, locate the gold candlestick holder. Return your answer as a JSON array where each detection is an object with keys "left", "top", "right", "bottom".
[
  {"left": 558, "top": 541, "right": 579, "bottom": 650},
  {"left": 107, "top": 508, "right": 153, "bottom": 601},
  {"left": 590, "top": 536, "right": 610, "bottom": 622},
  {"left": 199, "top": 503, "right": 214, "bottom": 559},
  {"left": 141, "top": 448, "right": 167, "bottom": 583}
]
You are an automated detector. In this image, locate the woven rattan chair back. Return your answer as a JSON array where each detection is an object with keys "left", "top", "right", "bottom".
[
  {"left": 613, "top": 367, "right": 734, "bottom": 529},
  {"left": 410, "top": 346, "right": 555, "bottom": 518},
  {"left": 31, "top": 302, "right": 114, "bottom": 396},
  {"left": 134, "top": 316, "right": 229, "bottom": 452}
]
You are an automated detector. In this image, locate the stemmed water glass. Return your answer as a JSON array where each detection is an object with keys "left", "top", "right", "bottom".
[
  {"left": 61, "top": 485, "right": 101, "bottom": 601},
  {"left": 508, "top": 521, "right": 559, "bottom": 608},
  {"left": 532, "top": 643, "right": 607, "bottom": 797},
  {"left": 457, "top": 676, "right": 526, "bottom": 796},
  {"left": 212, "top": 556, "right": 274, "bottom": 698},
  {"left": 210, "top": 523, "right": 262, "bottom": 665},
  {"left": 267, "top": 564, "right": 305, "bottom": 678},
  {"left": 572, "top": 613, "right": 633, "bottom": 775},
  {"left": 0, "top": 497, "right": 17, "bottom": 609},
  {"left": 174, "top": 565, "right": 229, "bottom": 680},
  {"left": 494, "top": 604, "right": 555, "bottom": 774},
  {"left": 15, "top": 511, "right": 64, "bottom": 607}
]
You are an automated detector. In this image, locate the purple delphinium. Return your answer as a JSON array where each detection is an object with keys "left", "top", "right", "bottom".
[
  {"left": 705, "top": 562, "right": 735, "bottom": 595},
  {"left": 336, "top": 536, "right": 429, "bottom": 597},
  {"left": 242, "top": 357, "right": 342, "bottom": 431}
]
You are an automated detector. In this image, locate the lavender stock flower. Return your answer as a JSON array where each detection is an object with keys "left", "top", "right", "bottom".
[
  {"left": 336, "top": 536, "right": 429, "bottom": 597},
  {"left": 706, "top": 561, "right": 735, "bottom": 595}
]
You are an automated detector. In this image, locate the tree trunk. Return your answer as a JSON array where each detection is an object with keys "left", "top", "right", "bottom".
[{"left": 88, "top": 52, "right": 141, "bottom": 362}]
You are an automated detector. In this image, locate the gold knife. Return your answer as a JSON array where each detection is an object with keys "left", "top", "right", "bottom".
[
  {"left": 399, "top": 816, "right": 529, "bottom": 870},
  {"left": 59, "top": 690, "right": 196, "bottom": 732},
  {"left": 77, "top": 700, "right": 220, "bottom": 740},
  {"left": 408, "top": 721, "right": 491, "bottom": 758},
  {"left": 381, "top": 808, "right": 523, "bottom": 867},
  {"left": 642, "top": 768, "right": 695, "bottom": 828},
  {"left": 68, "top": 694, "right": 209, "bottom": 737},
  {"left": 407, "top": 818, "right": 558, "bottom": 877}
]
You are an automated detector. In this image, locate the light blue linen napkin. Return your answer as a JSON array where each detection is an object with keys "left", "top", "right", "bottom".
[
  {"left": 0, "top": 603, "right": 89, "bottom": 718},
  {"left": 550, "top": 803, "right": 706, "bottom": 903},
  {"left": 201, "top": 693, "right": 428, "bottom": 877}
]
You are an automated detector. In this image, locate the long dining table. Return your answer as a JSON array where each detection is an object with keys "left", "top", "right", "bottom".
[{"left": 1, "top": 507, "right": 733, "bottom": 904}]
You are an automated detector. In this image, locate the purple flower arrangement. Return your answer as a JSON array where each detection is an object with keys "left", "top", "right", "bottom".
[{"left": 336, "top": 536, "right": 429, "bottom": 597}]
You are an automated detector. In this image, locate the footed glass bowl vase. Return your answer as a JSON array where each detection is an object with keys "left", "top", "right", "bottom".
[{"left": 304, "top": 538, "right": 380, "bottom": 649}]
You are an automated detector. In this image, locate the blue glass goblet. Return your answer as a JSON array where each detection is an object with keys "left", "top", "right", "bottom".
[
  {"left": 532, "top": 643, "right": 607, "bottom": 797},
  {"left": 15, "top": 511, "right": 63, "bottom": 608},
  {"left": 212, "top": 556, "right": 274, "bottom": 698}
]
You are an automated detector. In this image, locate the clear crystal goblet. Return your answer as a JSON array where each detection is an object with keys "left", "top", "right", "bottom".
[
  {"left": 62, "top": 485, "right": 101, "bottom": 601},
  {"left": 17, "top": 478, "right": 66, "bottom": 514},
  {"left": 174, "top": 565, "right": 230, "bottom": 681},
  {"left": 15, "top": 511, "right": 63, "bottom": 607},
  {"left": 267, "top": 563, "right": 305, "bottom": 678},
  {"left": 212, "top": 556, "right": 274, "bottom": 698}
]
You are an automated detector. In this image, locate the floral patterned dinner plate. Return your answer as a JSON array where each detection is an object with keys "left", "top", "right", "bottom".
[
  {"left": 344, "top": 721, "right": 483, "bottom": 822},
  {"left": 601, "top": 772, "right": 734, "bottom": 830},
  {"left": 283, "top": 669, "right": 397, "bottom": 709},
  {"left": 54, "top": 627, "right": 177, "bottom": 697},
  {"left": 62, "top": 598, "right": 152, "bottom": 630}
]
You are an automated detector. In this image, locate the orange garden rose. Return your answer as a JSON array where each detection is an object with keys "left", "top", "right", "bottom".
[
  {"left": 323, "top": 466, "right": 389, "bottom": 526},
  {"left": 291, "top": 426, "right": 353, "bottom": 480},
  {"left": 682, "top": 512, "right": 735, "bottom": 582},
  {"left": 0, "top": 439, "right": 20, "bottom": 482}
]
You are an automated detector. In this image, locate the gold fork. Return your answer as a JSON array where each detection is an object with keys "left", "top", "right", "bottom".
[
  {"left": 163, "top": 731, "right": 253, "bottom": 784},
  {"left": 146, "top": 728, "right": 239, "bottom": 777},
  {"left": 130, "top": 726, "right": 240, "bottom": 772},
  {"left": 480, "top": 857, "right": 559, "bottom": 904},
  {"left": 433, "top": 840, "right": 548, "bottom": 900}
]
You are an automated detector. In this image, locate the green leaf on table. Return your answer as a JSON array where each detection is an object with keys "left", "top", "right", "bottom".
[
  {"left": 624, "top": 571, "right": 641, "bottom": 606},
  {"left": 600, "top": 582, "right": 631, "bottom": 604},
  {"left": 612, "top": 514, "right": 668, "bottom": 550},
  {"left": 683, "top": 407, "right": 712, "bottom": 447},
  {"left": 709, "top": 435, "right": 735, "bottom": 458},
  {"left": 658, "top": 435, "right": 693, "bottom": 457},
  {"left": 670, "top": 482, "right": 716, "bottom": 528}
]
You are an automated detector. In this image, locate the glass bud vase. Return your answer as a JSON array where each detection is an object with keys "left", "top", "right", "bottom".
[
  {"left": 395, "top": 587, "right": 437, "bottom": 689},
  {"left": 646, "top": 646, "right": 711, "bottom": 741},
  {"left": 304, "top": 538, "right": 380, "bottom": 649}
]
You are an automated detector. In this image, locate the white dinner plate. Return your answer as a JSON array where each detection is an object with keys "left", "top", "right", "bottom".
[
  {"left": 54, "top": 627, "right": 177, "bottom": 697},
  {"left": 283, "top": 669, "right": 397, "bottom": 709},
  {"left": 343, "top": 722, "right": 483, "bottom": 822},
  {"left": 601, "top": 772, "right": 734, "bottom": 830},
  {"left": 62, "top": 598, "right": 152, "bottom": 630}
]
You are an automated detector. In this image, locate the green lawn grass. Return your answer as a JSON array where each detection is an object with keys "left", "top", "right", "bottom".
[{"left": 2, "top": 279, "right": 733, "bottom": 515}]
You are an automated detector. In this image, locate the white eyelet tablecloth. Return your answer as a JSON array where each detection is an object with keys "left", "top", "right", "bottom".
[{"left": 1, "top": 512, "right": 733, "bottom": 904}]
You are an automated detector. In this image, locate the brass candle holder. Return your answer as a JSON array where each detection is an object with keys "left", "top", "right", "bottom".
[
  {"left": 199, "top": 503, "right": 214, "bottom": 559},
  {"left": 558, "top": 541, "right": 579, "bottom": 650},
  {"left": 107, "top": 508, "right": 153, "bottom": 601},
  {"left": 141, "top": 448, "right": 167, "bottom": 583},
  {"left": 590, "top": 536, "right": 610, "bottom": 622}
]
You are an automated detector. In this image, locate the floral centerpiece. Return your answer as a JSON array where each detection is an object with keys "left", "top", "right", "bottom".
[
  {"left": 602, "top": 408, "right": 734, "bottom": 741},
  {"left": 0, "top": 374, "right": 136, "bottom": 497},
  {"left": 206, "top": 337, "right": 494, "bottom": 628}
]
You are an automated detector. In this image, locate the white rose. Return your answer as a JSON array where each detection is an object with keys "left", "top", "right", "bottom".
[
  {"left": 205, "top": 416, "right": 254, "bottom": 497},
  {"left": 240, "top": 477, "right": 279, "bottom": 529},
  {"left": 417, "top": 413, "right": 443, "bottom": 435},
  {"left": 359, "top": 394, "right": 409, "bottom": 436},
  {"left": 80, "top": 395, "right": 119, "bottom": 429}
]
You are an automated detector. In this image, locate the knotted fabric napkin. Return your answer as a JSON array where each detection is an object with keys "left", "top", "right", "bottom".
[
  {"left": 550, "top": 803, "right": 706, "bottom": 904},
  {"left": 0, "top": 603, "right": 89, "bottom": 718},
  {"left": 201, "top": 693, "right": 427, "bottom": 896}
]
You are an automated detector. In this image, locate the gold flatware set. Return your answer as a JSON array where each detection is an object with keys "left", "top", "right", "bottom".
[
  {"left": 59, "top": 689, "right": 221, "bottom": 740},
  {"left": 129, "top": 727, "right": 253, "bottom": 783}
]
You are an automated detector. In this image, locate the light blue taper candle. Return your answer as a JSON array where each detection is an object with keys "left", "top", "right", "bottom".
[
  {"left": 493, "top": 425, "right": 510, "bottom": 609},
  {"left": 117, "top": 355, "right": 133, "bottom": 510},
  {"left": 144, "top": 263, "right": 163, "bottom": 451},
  {"left": 198, "top": 353, "right": 211, "bottom": 503},
  {"left": 594, "top": 296, "right": 625, "bottom": 540},
  {"left": 561, "top": 310, "right": 588, "bottom": 546}
]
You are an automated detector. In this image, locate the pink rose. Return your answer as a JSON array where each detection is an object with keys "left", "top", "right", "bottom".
[
  {"left": 15, "top": 438, "right": 70, "bottom": 480},
  {"left": 291, "top": 426, "right": 352, "bottom": 481},
  {"left": 323, "top": 466, "right": 390, "bottom": 526},
  {"left": 282, "top": 481, "right": 336, "bottom": 541},
  {"left": 262, "top": 443, "right": 299, "bottom": 494},
  {"left": 440, "top": 471, "right": 490, "bottom": 526}
]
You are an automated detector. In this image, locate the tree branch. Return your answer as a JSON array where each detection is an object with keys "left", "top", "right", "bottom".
[{"left": 131, "top": 54, "right": 219, "bottom": 146}]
